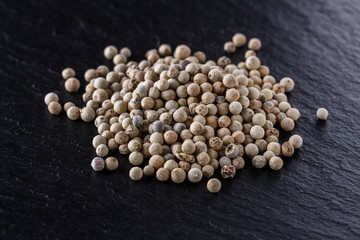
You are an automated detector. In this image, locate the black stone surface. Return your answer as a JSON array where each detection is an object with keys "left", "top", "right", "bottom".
[{"left": 1, "top": 0, "right": 360, "bottom": 239}]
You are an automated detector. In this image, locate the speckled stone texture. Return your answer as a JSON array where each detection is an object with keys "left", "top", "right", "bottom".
[{"left": 1, "top": 0, "right": 359, "bottom": 239}]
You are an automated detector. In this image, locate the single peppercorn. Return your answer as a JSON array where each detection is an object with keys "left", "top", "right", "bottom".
[
  {"left": 156, "top": 167, "right": 170, "bottom": 181},
  {"left": 289, "top": 134, "right": 303, "bottom": 149},
  {"left": 129, "top": 167, "right": 143, "bottom": 181},
  {"left": 91, "top": 157, "right": 105, "bottom": 171},
  {"left": 65, "top": 77, "right": 81, "bottom": 92},
  {"left": 171, "top": 168, "right": 186, "bottom": 183},
  {"left": 188, "top": 168, "right": 203, "bottom": 183},
  {"left": 252, "top": 155, "right": 267, "bottom": 169},
  {"left": 232, "top": 33, "right": 246, "bottom": 47},
  {"left": 80, "top": 107, "right": 95, "bottom": 122},
  {"left": 104, "top": 45, "right": 118, "bottom": 59},
  {"left": 44, "top": 92, "right": 59, "bottom": 105},
  {"left": 105, "top": 157, "right": 119, "bottom": 171},
  {"left": 48, "top": 102, "right": 62, "bottom": 115},
  {"left": 224, "top": 41, "right": 236, "bottom": 53},
  {"left": 129, "top": 151, "right": 144, "bottom": 165},
  {"left": 143, "top": 165, "right": 155, "bottom": 176},
  {"left": 221, "top": 164, "right": 236, "bottom": 179},
  {"left": 67, "top": 106, "right": 80, "bottom": 120},
  {"left": 280, "top": 117, "right": 295, "bottom": 131},
  {"left": 96, "top": 144, "right": 109, "bottom": 157},
  {"left": 248, "top": 38, "right": 262, "bottom": 51},
  {"left": 269, "top": 156, "right": 283, "bottom": 170},
  {"left": 174, "top": 44, "right": 191, "bottom": 59},
  {"left": 317, "top": 108, "right": 328, "bottom": 120},
  {"left": 281, "top": 141, "right": 295, "bottom": 157},
  {"left": 207, "top": 178, "right": 222, "bottom": 193}
]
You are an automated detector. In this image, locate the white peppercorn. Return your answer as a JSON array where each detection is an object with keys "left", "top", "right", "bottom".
[
  {"left": 171, "top": 168, "right": 186, "bottom": 183},
  {"left": 281, "top": 141, "right": 295, "bottom": 157},
  {"left": 232, "top": 157, "right": 245, "bottom": 169},
  {"left": 232, "top": 33, "right": 246, "bottom": 47},
  {"left": 48, "top": 102, "right": 62, "bottom": 115},
  {"left": 289, "top": 134, "right": 303, "bottom": 149},
  {"left": 67, "top": 106, "right": 80, "bottom": 120},
  {"left": 207, "top": 178, "right": 221, "bottom": 193},
  {"left": 129, "top": 167, "right": 143, "bottom": 180},
  {"left": 250, "top": 125, "right": 265, "bottom": 140},
  {"left": 80, "top": 107, "right": 95, "bottom": 122},
  {"left": 267, "top": 142, "right": 281, "bottom": 155},
  {"left": 156, "top": 167, "right": 170, "bottom": 181},
  {"left": 269, "top": 156, "right": 283, "bottom": 170},
  {"left": 65, "top": 77, "right": 80, "bottom": 92},
  {"left": 143, "top": 165, "right": 155, "bottom": 176},
  {"left": 129, "top": 151, "right": 144, "bottom": 165},
  {"left": 317, "top": 108, "right": 328, "bottom": 120},
  {"left": 280, "top": 117, "right": 295, "bottom": 131},
  {"left": 104, "top": 45, "right": 118, "bottom": 59},
  {"left": 252, "top": 155, "right": 267, "bottom": 169},
  {"left": 62, "top": 67, "right": 75, "bottom": 79},
  {"left": 188, "top": 168, "right": 203, "bottom": 183},
  {"left": 44, "top": 92, "right": 59, "bottom": 105},
  {"left": 221, "top": 165, "right": 236, "bottom": 178},
  {"left": 105, "top": 157, "right": 118, "bottom": 171},
  {"left": 91, "top": 157, "right": 105, "bottom": 171},
  {"left": 248, "top": 38, "right": 262, "bottom": 51},
  {"left": 96, "top": 144, "right": 109, "bottom": 157}
]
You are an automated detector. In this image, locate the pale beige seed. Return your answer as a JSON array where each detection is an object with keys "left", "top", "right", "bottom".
[
  {"left": 44, "top": 92, "right": 59, "bottom": 105},
  {"left": 105, "top": 157, "right": 119, "bottom": 171},
  {"left": 289, "top": 135, "right": 303, "bottom": 149},
  {"left": 62, "top": 68, "right": 75, "bottom": 80},
  {"left": 248, "top": 38, "right": 262, "bottom": 51},
  {"left": 65, "top": 77, "right": 80, "bottom": 92},
  {"left": 66, "top": 106, "right": 80, "bottom": 120},
  {"left": 129, "top": 167, "right": 143, "bottom": 180},
  {"left": 48, "top": 102, "right": 62, "bottom": 115},
  {"left": 104, "top": 45, "right": 118, "bottom": 59},
  {"left": 232, "top": 33, "right": 247, "bottom": 47},
  {"left": 317, "top": 108, "right": 328, "bottom": 120},
  {"left": 269, "top": 156, "right": 283, "bottom": 170},
  {"left": 207, "top": 178, "right": 221, "bottom": 193},
  {"left": 171, "top": 168, "right": 186, "bottom": 183}
]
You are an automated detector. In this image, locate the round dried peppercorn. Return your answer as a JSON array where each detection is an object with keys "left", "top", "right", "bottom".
[
  {"left": 269, "top": 156, "right": 283, "bottom": 170},
  {"left": 65, "top": 77, "right": 81, "bottom": 92},
  {"left": 252, "top": 155, "right": 267, "bottom": 169},
  {"left": 281, "top": 141, "right": 295, "bottom": 157},
  {"left": 225, "top": 144, "right": 239, "bottom": 158},
  {"left": 317, "top": 108, "right": 328, "bottom": 120},
  {"left": 105, "top": 157, "right": 119, "bottom": 171},
  {"left": 129, "top": 167, "right": 143, "bottom": 181},
  {"left": 224, "top": 41, "right": 236, "bottom": 53},
  {"left": 232, "top": 33, "right": 247, "bottom": 47},
  {"left": 48, "top": 102, "right": 62, "bottom": 115},
  {"left": 188, "top": 168, "right": 203, "bottom": 183},
  {"left": 44, "top": 93, "right": 59, "bottom": 105},
  {"left": 62, "top": 67, "right": 75, "bottom": 80},
  {"left": 289, "top": 135, "right": 303, "bottom": 149},
  {"left": 67, "top": 106, "right": 80, "bottom": 120},
  {"left": 156, "top": 167, "right": 170, "bottom": 181},
  {"left": 171, "top": 168, "right": 186, "bottom": 183},
  {"left": 174, "top": 44, "right": 191, "bottom": 59},
  {"left": 221, "top": 164, "right": 236, "bottom": 179},
  {"left": 104, "top": 45, "right": 118, "bottom": 59},
  {"left": 91, "top": 157, "right": 105, "bottom": 171},
  {"left": 207, "top": 178, "right": 222, "bottom": 193},
  {"left": 248, "top": 38, "right": 262, "bottom": 51}
]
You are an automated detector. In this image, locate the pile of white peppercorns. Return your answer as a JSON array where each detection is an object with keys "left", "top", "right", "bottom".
[{"left": 44, "top": 32, "right": 329, "bottom": 193}]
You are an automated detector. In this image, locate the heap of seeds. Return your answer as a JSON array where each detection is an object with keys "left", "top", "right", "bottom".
[{"left": 44, "top": 33, "right": 307, "bottom": 193}]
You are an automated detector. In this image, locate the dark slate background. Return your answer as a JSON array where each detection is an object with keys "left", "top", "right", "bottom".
[{"left": 1, "top": 0, "right": 359, "bottom": 239}]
